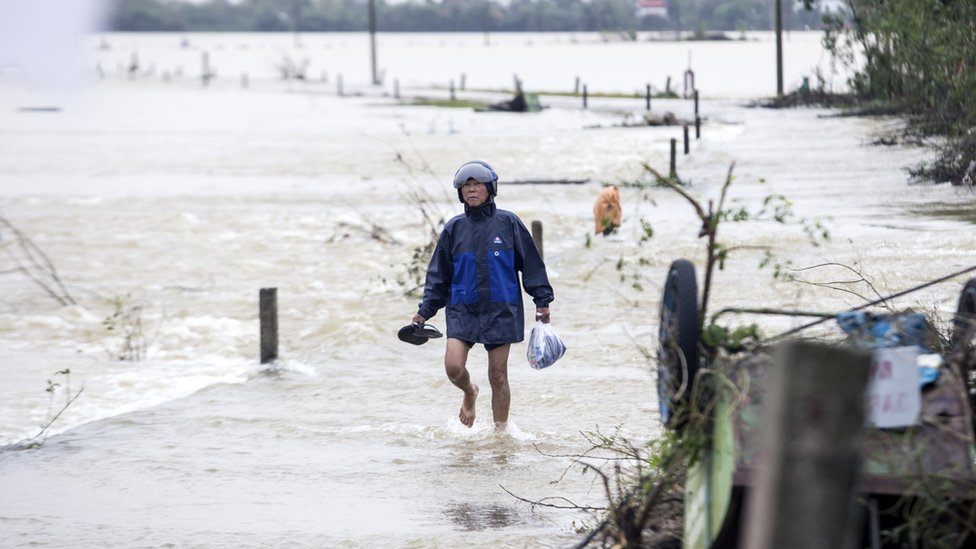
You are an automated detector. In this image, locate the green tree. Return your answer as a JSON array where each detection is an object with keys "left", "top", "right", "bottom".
[{"left": 825, "top": 0, "right": 976, "bottom": 184}]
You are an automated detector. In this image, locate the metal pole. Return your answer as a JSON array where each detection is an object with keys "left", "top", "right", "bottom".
[
  {"left": 368, "top": 0, "right": 378, "bottom": 85},
  {"left": 775, "top": 0, "right": 784, "bottom": 97}
]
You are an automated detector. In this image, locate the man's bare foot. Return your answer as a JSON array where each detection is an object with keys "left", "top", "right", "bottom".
[
  {"left": 459, "top": 384, "right": 479, "bottom": 427},
  {"left": 493, "top": 421, "right": 508, "bottom": 434}
]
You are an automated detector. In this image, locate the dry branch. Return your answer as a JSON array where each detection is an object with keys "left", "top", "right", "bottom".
[{"left": 0, "top": 214, "right": 76, "bottom": 306}]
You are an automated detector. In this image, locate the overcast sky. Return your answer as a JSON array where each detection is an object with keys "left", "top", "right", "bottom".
[{"left": 0, "top": 0, "right": 108, "bottom": 88}]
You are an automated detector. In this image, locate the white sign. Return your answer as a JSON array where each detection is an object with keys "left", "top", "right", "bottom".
[
  {"left": 866, "top": 346, "right": 921, "bottom": 429},
  {"left": 636, "top": 0, "right": 668, "bottom": 18}
]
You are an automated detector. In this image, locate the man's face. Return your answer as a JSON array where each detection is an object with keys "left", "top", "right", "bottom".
[{"left": 461, "top": 178, "right": 489, "bottom": 207}]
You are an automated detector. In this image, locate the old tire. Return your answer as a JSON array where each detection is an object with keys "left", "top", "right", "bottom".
[{"left": 657, "top": 259, "right": 700, "bottom": 430}]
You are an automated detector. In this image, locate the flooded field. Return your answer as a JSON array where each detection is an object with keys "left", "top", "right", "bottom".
[{"left": 1, "top": 31, "right": 973, "bottom": 547}]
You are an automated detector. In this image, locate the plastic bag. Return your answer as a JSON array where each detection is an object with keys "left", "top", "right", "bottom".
[{"left": 526, "top": 321, "right": 567, "bottom": 370}]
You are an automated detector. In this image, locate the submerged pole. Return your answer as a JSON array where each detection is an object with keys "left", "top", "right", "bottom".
[{"left": 260, "top": 288, "right": 278, "bottom": 364}]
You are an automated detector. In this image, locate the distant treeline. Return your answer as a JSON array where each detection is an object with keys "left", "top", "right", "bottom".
[{"left": 107, "top": 0, "right": 827, "bottom": 33}]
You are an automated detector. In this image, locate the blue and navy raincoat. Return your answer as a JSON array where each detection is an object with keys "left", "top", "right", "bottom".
[{"left": 417, "top": 201, "right": 554, "bottom": 345}]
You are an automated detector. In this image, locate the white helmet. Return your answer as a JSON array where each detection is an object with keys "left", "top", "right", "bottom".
[{"left": 452, "top": 160, "right": 498, "bottom": 203}]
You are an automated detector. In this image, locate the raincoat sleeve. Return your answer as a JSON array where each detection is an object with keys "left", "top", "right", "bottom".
[
  {"left": 417, "top": 228, "right": 453, "bottom": 320},
  {"left": 514, "top": 218, "right": 554, "bottom": 308}
]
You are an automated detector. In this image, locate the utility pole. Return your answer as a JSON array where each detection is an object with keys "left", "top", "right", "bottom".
[
  {"left": 775, "top": 0, "right": 783, "bottom": 96},
  {"left": 290, "top": 0, "right": 302, "bottom": 47},
  {"left": 673, "top": 0, "right": 682, "bottom": 40},
  {"left": 483, "top": 1, "right": 491, "bottom": 46},
  {"left": 368, "top": 0, "right": 379, "bottom": 85}
]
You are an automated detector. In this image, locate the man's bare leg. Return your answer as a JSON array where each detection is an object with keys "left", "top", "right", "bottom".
[
  {"left": 487, "top": 344, "right": 511, "bottom": 431},
  {"left": 445, "top": 338, "right": 478, "bottom": 427}
]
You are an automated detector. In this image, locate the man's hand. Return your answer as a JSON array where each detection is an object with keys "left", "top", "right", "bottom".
[
  {"left": 535, "top": 307, "right": 550, "bottom": 323},
  {"left": 412, "top": 313, "right": 426, "bottom": 324}
]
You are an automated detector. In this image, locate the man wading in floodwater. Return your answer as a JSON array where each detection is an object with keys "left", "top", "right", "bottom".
[{"left": 411, "top": 160, "right": 554, "bottom": 431}]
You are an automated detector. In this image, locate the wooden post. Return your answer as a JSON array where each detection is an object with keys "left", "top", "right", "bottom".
[
  {"left": 645, "top": 84, "right": 651, "bottom": 111},
  {"left": 695, "top": 116, "right": 701, "bottom": 139},
  {"left": 683, "top": 124, "right": 690, "bottom": 155},
  {"left": 531, "top": 220, "right": 544, "bottom": 260},
  {"left": 449, "top": 79, "right": 456, "bottom": 101},
  {"left": 259, "top": 288, "right": 278, "bottom": 364},
  {"left": 742, "top": 342, "right": 870, "bottom": 549},
  {"left": 460, "top": 73, "right": 466, "bottom": 91},
  {"left": 582, "top": 84, "right": 588, "bottom": 109},
  {"left": 669, "top": 138, "right": 677, "bottom": 179},
  {"left": 574, "top": 76, "right": 580, "bottom": 94},
  {"left": 694, "top": 89, "right": 699, "bottom": 116}
]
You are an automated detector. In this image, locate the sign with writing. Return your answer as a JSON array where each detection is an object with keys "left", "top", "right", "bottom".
[{"left": 866, "top": 346, "right": 921, "bottom": 429}]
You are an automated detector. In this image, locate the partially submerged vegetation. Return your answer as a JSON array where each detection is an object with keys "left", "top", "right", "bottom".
[{"left": 768, "top": 1, "right": 976, "bottom": 187}]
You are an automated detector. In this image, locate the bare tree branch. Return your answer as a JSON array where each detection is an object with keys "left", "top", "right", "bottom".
[
  {"left": 498, "top": 484, "right": 606, "bottom": 512},
  {"left": 0, "top": 214, "right": 77, "bottom": 306}
]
